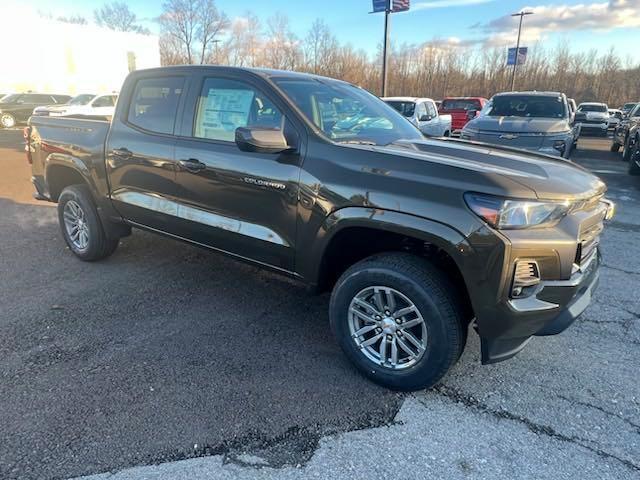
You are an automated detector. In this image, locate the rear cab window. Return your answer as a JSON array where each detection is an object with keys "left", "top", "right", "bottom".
[
  {"left": 441, "top": 99, "right": 481, "bottom": 111},
  {"left": 127, "top": 77, "right": 185, "bottom": 135}
]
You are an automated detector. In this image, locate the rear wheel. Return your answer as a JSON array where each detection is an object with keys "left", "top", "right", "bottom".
[
  {"left": 58, "top": 184, "right": 119, "bottom": 261},
  {"left": 0, "top": 113, "right": 16, "bottom": 128},
  {"left": 329, "top": 253, "right": 466, "bottom": 391},
  {"left": 610, "top": 142, "right": 621, "bottom": 153}
]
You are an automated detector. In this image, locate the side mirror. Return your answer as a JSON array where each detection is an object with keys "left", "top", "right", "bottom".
[
  {"left": 419, "top": 114, "right": 431, "bottom": 122},
  {"left": 235, "top": 127, "right": 292, "bottom": 154},
  {"left": 466, "top": 110, "right": 478, "bottom": 120}
]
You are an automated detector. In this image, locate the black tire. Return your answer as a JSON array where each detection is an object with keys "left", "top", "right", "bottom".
[
  {"left": 329, "top": 252, "right": 466, "bottom": 391},
  {"left": 610, "top": 142, "right": 621, "bottom": 153},
  {"left": 623, "top": 136, "right": 635, "bottom": 163},
  {"left": 629, "top": 139, "right": 640, "bottom": 176},
  {"left": 57, "top": 184, "right": 119, "bottom": 261}
]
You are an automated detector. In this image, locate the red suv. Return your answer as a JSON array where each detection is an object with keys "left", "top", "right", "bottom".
[{"left": 439, "top": 97, "right": 487, "bottom": 135}]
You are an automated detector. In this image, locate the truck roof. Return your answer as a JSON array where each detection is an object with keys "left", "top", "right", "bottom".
[
  {"left": 494, "top": 91, "right": 564, "bottom": 97},
  {"left": 381, "top": 96, "right": 435, "bottom": 103}
]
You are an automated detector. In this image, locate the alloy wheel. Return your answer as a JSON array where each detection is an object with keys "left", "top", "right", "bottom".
[
  {"left": 348, "top": 286, "right": 427, "bottom": 370},
  {"left": 63, "top": 200, "right": 90, "bottom": 251}
]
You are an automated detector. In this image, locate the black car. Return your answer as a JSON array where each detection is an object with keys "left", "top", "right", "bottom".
[
  {"left": 612, "top": 102, "right": 640, "bottom": 161},
  {"left": 621, "top": 102, "right": 638, "bottom": 117},
  {"left": 0, "top": 93, "right": 71, "bottom": 128}
]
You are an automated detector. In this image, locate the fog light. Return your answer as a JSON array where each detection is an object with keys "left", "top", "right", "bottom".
[
  {"left": 512, "top": 260, "right": 541, "bottom": 298},
  {"left": 553, "top": 140, "right": 566, "bottom": 153}
]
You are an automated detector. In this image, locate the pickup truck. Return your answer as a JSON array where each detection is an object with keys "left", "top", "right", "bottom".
[
  {"left": 382, "top": 97, "right": 452, "bottom": 137},
  {"left": 27, "top": 66, "right": 614, "bottom": 391},
  {"left": 438, "top": 96, "right": 487, "bottom": 135}
]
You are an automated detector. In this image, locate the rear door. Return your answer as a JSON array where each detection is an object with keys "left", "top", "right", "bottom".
[
  {"left": 171, "top": 72, "right": 304, "bottom": 271},
  {"left": 106, "top": 74, "right": 188, "bottom": 230}
]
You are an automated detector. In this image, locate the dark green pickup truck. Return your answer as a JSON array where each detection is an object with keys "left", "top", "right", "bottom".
[{"left": 26, "top": 66, "right": 614, "bottom": 390}]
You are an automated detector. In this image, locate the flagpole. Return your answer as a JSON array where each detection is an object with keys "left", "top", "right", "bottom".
[{"left": 381, "top": 2, "right": 391, "bottom": 97}]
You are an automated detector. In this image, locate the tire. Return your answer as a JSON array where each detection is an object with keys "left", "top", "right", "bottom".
[
  {"left": 610, "top": 142, "right": 621, "bottom": 153},
  {"left": 623, "top": 136, "right": 635, "bottom": 163},
  {"left": 329, "top": 252, "right": 466, "bottom": 391},
  {"left": 0, "top": 113, "right": 16, "bottom": 128},
  {"left": 444, "top": 130, "right": 451, "bottom": 138},
  {"left": 57, "top": 184, "right": 119, "bottom": 261},
  {"left": 629, "top": 138, "right": 640, "bottom": 176}
]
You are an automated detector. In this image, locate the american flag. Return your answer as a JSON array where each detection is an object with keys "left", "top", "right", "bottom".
[
  {"left": 372, "top": 0, "right": 410, "bottom": 12},
  {"left": 392, "top": 0, "right": 410, "bottom": 12}
]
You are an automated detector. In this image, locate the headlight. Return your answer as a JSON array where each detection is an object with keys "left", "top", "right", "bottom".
[{"left": 464, "top": 193, "right": 571, "bottom": 229}]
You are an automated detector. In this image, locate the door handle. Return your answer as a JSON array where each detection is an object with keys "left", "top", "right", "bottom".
[
  {"left": 178, "top": 158, "right": 206, "bottom": 173},
  {"left": 111, "top": 148, "right": 132, "bottom": 159}
]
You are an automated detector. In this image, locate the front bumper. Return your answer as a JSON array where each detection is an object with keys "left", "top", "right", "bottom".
[
  {"left": 472, "top": 199, "right": 612, "bottom": 364},
  {"left": 577, "top": 122, "right": 608, "bottom": 134}
]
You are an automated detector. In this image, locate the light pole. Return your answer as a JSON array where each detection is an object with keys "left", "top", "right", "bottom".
[
  {"left": 381, "top": 3, "right": 391, "bottom": 97},
  {"left": 509, "top": 11, "right": 533, "bottom": 91}
]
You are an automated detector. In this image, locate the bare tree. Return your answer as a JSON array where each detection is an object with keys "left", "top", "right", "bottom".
[
  {"left": 158, "top": 0, "right": 228, "bottom": 65},
  {"left": 94, "top": 2, "right": 149, "bottom": 33},
  {"left": 57, "top": 15, "right": 88, "bottom": 25}
]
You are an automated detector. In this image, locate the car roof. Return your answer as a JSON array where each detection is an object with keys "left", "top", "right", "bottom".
[
  {"left": 382, "top": 97, "right": 435, "bottom": 103},
  {"left": 578, "top": 102, "right": 607, "bottom": 106},
  {"left": 494, "top": 91, "right": 564, "bottom": 97}
]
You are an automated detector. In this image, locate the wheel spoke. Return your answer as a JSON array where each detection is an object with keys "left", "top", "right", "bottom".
[
  {"left": 349, "top": 307, "right": 377, "bottom": 324},
  {"left": 403, "top": 331, "right": 425, "bottom": 352},
  {"left": 373, "top": 288, "right": 386, "bottom": 311},
  {"left": 397, "top": 336, "right": 416, "bottom": 357},
  {"left": 379, "top": 336, "right": 387, "bottom": 364},
  {"left": 352, "top": 298, "right": 380, "bottom": 316},
  {"left": 384, "top": 288, "right": 396, "bottom": 312},
  {"left": 390, "top": 338, "right": 398, "bottom": 365},
  {"left": 360, "top": 333, "right": 383, "bottom": 348},
  {"left": 393, "top": 305, "right": 416, "bottom": 319},
  {"left": 400, "top": 318, "right": 423, "bottom": 330},
  {"left": 352, "top": 324, "right": 377, "bottom": 338}
]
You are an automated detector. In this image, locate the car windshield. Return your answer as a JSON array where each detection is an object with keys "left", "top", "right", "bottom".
[
  {"left": 0, "top": 94, "right": 21, "bottom": 104},
  {"left": 384, "top": 101, "right": 416, "bottom": 118},
  {"left": 68, "top": 94, "right": 96, "bottom": 105},
  {"left": 578, "top": 104, "right": 607, "bottom": 113},
  {"left": 486, "top": 95, "right": 567, "bottom": 118},
  {"left": 623, "top": 103, "right": 637, "bottom": 111},
  {"left": 441, "top": 99, "right": 480, "bottom": 111},
  {"left": 274, "top": 78, "right": 423, "bottom": 145}
]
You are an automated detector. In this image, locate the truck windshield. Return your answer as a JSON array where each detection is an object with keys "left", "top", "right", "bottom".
[
  {"left": 384, "top": 101, "right": 416, "bottom": 118},
  {"left": 273, "top": 78, "right": 423, "bottom": 145},
  {"left": 578, "top": 104, "right": 607, "bottom": 113},
  {"left": 487, "top": 95, "right": 566, "bottom": 119},
  {"left": 68, "top": 94, "right": 96, "bottom": 105},
  {"left": 0, "top": 94, "right": 21, "bottom": 103},
  {"left": 441, "top": 99, "right": 480, "bottom": 111}
]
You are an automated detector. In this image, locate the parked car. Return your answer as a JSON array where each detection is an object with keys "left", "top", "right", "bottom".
[
  {"left": 607, "top": 109, "right": 623, "bottom": 129},
  {"left": 439, "top": 96, "right": 488, "bottom": 135},
  {"left": 27, "top": 66, "right": 614, "bottom": 391},
  {"left": 461, "top": 91, "right": 576, "bottom": 158},
  {"left": 612, "top": 102, "right": 640, "bottom": 161},
  {"left": 382, "top": 97, "right": 452, "bottom": 137},
  {"left": 0, "top": 93, "right": 71, "bottom": 128},
  {"left": 567, "top": 98, "right": 581, "bottom": 147},
  {"left": 621, "top": 102, "right": 637, "bottom": 117},
  {"left": 33, "top": 93, "right": 118, "bottom": 118},
  {"left": 627, "top": 125, "right": 640, "bottom": 176},
  {"left": 575, "top": 102, "right": 609, "bottom": 136}
]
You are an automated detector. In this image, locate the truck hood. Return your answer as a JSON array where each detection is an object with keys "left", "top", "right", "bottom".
[
  {"left": 468, "top": 116, "right": 571, "bottom": 134},
  {"left": 366, "top": 138, "right": 606, "bottom": 201}
]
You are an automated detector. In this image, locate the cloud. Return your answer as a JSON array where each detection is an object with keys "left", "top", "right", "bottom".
[
  {"left": 478, "top": 0, "right": 640, "bottom": 46},
  {"left": 413, "top": 0, "right": 494, "bottom": 9}
]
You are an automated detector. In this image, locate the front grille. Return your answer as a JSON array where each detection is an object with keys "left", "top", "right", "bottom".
[{"left": 577, "top": 219, "right": 604, "bottom": 264}]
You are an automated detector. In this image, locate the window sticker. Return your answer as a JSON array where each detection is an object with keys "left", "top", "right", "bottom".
[{"left": 196, "top": 88, "right": 255, "bottom": 141}]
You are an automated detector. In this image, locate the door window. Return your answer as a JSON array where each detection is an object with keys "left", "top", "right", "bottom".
[
  {"left": 26, "top": 94, "right": 53, "bottom": 104},
  {"left": 415, "top": 102, "right": 427, "bottom": 120},
  {"left": 128, "top": 76, "right": 184, "bottom": 135},
  {"left": 194, "top": 78, "right": 283, "bottom": 142},
  {"left": 426, "top": 102, "right": 437, "bottom": 118}
]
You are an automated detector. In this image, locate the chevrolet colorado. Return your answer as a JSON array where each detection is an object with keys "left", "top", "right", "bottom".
[{"left": 27, "top": 66, "right": 614, "bottom": 390}]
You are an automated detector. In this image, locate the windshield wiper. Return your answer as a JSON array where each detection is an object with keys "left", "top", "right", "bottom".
[{"left": 337, "top": 140, "right": 378, "bottom": 146}]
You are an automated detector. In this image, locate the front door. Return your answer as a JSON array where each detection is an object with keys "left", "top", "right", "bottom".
[
  {"left": 172, "top": 74, "right": 303, "bottom": 272},
  {"left": 106, "top": 74, "right": 187, "bottom": 231}
]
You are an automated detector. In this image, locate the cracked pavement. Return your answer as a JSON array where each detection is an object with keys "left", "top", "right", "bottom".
[{"left": 1, "top": 132, "right": 638, "bottom": 479}]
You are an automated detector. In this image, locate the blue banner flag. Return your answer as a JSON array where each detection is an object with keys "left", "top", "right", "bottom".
[
  {"left": 372, "top": 0, "right": 389, "bottom": 12},
  {"left": 507, "top": 47, "right": 528, "bottom": 66}
]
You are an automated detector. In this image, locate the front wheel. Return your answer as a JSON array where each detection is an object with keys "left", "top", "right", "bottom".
[
  {"left": 623, "top": 135, "right": 636, "bottom": 163},
  {"left": 0, "top": 113, "right": 16, "bottom": 128},
  {"left": 58, "top": 184, "right": 119, "bottom": 261},
  {"left": 629, "top": 137, "right": 640, "bottom": 176},
  {"left": 610, "top": 142, "right": 621, "bottom": 153},
  {"left": 329, "top": 253, "right": 466, "bottom": 391}
]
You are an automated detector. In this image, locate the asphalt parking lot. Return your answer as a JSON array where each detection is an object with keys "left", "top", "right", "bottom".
[{"left": 1, "top": 129, "right": 638, "bottom": 480}]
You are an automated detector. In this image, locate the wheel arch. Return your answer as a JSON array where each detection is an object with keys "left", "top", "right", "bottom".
[{"left": 45, "top": 155, "right": 95, "bottom": 202}]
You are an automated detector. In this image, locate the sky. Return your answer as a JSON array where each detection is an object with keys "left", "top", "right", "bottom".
[{"left": 8, "top": 0, "right": 640, "bottom": 60}]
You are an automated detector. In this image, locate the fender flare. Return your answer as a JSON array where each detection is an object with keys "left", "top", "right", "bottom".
[
  {"left": 303, "top": 206, "right": 474, "bottom": 288},
  {"left": 44, "top": 152, "right": 96, "bottom": 199}
]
